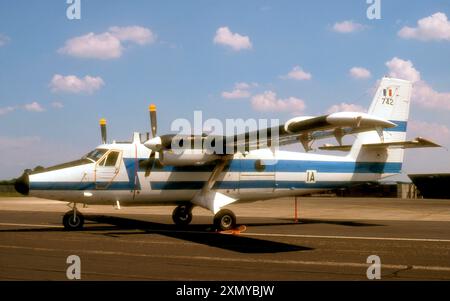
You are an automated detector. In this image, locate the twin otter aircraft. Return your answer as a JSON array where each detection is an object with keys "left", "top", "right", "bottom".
[{"left": 14, "top": 77, "right": 439, "bottom": 231}]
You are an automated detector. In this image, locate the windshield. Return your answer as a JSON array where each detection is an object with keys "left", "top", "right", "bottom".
[{"left": 83, "top": 149, "right": 108, "bottom": 162}]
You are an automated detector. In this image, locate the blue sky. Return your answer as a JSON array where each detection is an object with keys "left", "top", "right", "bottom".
[{"left": 1, "top": 0, "right": 450, "bottom": 178}]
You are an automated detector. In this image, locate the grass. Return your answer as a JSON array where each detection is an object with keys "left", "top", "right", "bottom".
[{"left": 0, "top": 179, "right": 24, "bottom": 197}]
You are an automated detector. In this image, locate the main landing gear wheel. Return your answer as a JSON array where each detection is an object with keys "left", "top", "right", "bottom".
[
  {"left": 63, "top": 210, "right": 84, "bottom": 231},
  {"left": 172, "top": 205, "right": 193, "bottom": 227},
  {"left": 214, "top": 209, "right": 236, "bottom": 231}
]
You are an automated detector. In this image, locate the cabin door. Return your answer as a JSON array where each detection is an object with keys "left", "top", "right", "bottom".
[{"left": 95, "top": 150, "right": 122, "bottom": 189}]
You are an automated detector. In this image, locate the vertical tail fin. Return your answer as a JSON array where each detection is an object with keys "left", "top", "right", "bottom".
[{"left": 349, "top": 77, "right": 412, "bottom": 166}]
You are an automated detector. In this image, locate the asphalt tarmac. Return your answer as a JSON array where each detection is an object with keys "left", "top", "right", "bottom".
[{"left": 0, "top": 197, "right": 449, "bottom": 280}]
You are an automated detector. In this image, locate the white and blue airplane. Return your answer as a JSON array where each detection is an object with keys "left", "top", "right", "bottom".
[{"left": 13, "top": 77, "right": 439, "bottom": 231}]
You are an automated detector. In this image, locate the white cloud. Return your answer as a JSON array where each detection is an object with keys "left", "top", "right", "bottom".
[
  {"left": 235, "top": 82, "right": 256, "bottom": 89},
  {"left": 408, "top": 120, "right": 450, "bottom": 143},
  {"left": 213, "top": 27, "right": 252, "bottom": 51},
  {"left": 332, "top": 20, "right": 366, "bottom": 33},
  {"left": 24, "top": 102, "right": 45, "bottom": 112},
  {"left": 59, "top": 32, "right": 122, "bottom": 59},
  {"left": 251, "top": 91, "right": 306, "bottom": 113},
  {"left": 51, "top": 101, "right": 64, "bottom": 109},
  {"left": 59, "top": 26, "right": 155, "bottom": 59},
  {"left": 0, "top": 33, "right": 10, "bottom": 46},
  {"left": 222, "top": 89, "right": 251, "bottom": 99},
  {"left": 349, "top": 67, "right": 371, "bottom": 79},
  {"left": 108, "top": 26, "right": 156, "bottom": 45},
  {"left": 385, "top": 57, "right": 421, "bottom": 82},
  {"left": 413, "top": 81, "right": 450, "bottom": 110},
  {"left": 398, "top": 12, "right": 450, "bottom": 41},
  {"left": 282, "top": 66, "right": 312, "bottom": 81},
  {"left": 221, "top": 82, "right": 257, "bottom": 99},
  {"left": 326, "top": 103, "right": 366, "bottom": 114},
  {"left": 386, "top": 57, "right": 450, "bottom": 110},
  {"left": 0, "top": 106, "right": 15, "bottom": 115},
  {"left": 50, "top": 74, "right": 105, "bottom": 94}
]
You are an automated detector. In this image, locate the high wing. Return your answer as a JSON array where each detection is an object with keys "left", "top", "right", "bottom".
[{"left": 145, "top": 111, "right": 398, "bottom": 154}]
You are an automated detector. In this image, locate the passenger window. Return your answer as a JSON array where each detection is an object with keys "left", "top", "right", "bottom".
[{"left": 105, "top": 151, "right": 120, "bottom": 167}]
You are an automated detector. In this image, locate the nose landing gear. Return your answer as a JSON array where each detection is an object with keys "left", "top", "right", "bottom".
[{"left": 63, "top": 204, "right": 84, "bottom": 231}]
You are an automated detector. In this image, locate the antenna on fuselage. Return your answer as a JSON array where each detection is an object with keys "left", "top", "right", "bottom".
[{"left": 99, "top": 118, "right": 107, "bottom": 144}]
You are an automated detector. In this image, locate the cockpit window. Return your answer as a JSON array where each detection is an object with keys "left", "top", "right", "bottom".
[{"left": 83, "top": 149, "right": 108, "bottom": 162}]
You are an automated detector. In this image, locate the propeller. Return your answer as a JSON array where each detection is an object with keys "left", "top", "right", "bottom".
[
  {"left": 99, "top": 118, "right": 107, "bottom": 144},
  {"left": 144, "top": 104, "right": 163, "bottom": 176}
]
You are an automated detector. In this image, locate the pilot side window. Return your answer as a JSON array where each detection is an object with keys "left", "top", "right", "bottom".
[{"left": 105, "top": 151, "right": 120, "bottom": 166}]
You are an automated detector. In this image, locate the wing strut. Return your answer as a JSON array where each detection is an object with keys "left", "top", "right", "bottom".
[{"left": 191, "top": 156, "right": 237, "bottom": 214}]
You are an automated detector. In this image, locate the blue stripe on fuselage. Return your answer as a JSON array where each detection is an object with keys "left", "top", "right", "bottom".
[
  {"left": 150, "top": 180, "right": 360, "bottom": 190},
  {"left": 124, "top": 158, "right": 402, "bottom": 174}
]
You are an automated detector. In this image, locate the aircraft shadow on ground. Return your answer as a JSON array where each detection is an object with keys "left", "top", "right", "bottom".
[
  {"left": 84, "top": 215, "right": 313, "bottom": 254},
  {"left": 0, "top": 215, "right": 313, "bottom": 254},
  {"left": 6, "top": 214, "right": 389, "bottom": 253}
]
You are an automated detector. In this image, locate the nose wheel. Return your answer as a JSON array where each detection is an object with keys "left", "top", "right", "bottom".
[
  {"left": 63, "top": 206, "right": 84, "bottom": 231},
  {"left": 214, "top": 209, "right": 236, "bottom": 231},
  {"left": 172, "top": 204, "right": 193, "bottom": 227}
]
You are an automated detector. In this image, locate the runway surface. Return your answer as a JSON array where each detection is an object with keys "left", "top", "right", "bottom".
[{"left": 1, "top": 197, "right": 450, "bottom": 280}]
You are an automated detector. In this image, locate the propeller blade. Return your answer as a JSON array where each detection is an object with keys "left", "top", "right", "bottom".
[
  {"left": 99, "top": 118, "right": 107, "bottom": 144},
  {"left": 149, "top": 104, "right": 157, "bottom": 137}
]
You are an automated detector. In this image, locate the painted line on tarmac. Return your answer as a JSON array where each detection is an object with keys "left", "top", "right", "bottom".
[
  {"left": 243, "top": 232, "right": 450, "bottom": 243},
  {"left": 1, "top": 244, "right": 450, "bottom": 273},
  {"left": 0, "top": 223, "right": 62, "bottom": 228}
]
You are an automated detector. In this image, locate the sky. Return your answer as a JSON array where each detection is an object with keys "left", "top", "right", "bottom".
[{"left": 1, "top": 0, "right": 450, "bottom": 178}]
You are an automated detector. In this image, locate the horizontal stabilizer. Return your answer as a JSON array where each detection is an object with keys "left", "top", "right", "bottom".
[
  {"left": 319, "top": 137, "right": 441, "bottom": 152},
  {"left": 361, "top": 137, "right": 441, "bottom": 149}
]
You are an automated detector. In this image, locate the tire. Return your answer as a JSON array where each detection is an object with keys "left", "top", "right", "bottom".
[
  {"left": 214, "top": 209, "right": 236, "bottom": 231},
  {"left": 172, "top": 205, "right": 193, "bottom": 226},
  {"left": 63, "top": 211, "right": 84, "bottom": 231}
]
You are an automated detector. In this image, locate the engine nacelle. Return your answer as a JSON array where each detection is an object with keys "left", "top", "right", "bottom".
[{"left": 159, "top": 149, "right": 220, "bottom": 166}]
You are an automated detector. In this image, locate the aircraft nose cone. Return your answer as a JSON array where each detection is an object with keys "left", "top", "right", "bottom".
[{"left": 14, "top": 172, "right": 29, "bottom": 195}]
